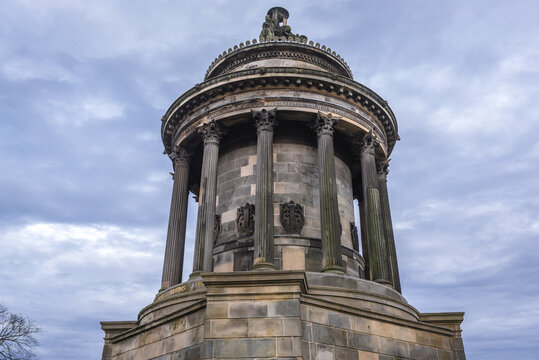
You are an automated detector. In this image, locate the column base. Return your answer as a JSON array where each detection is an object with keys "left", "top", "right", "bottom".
[
  {"left": 321, "top": 265, "right": 345, "bottom": 274},
  {"left": 252, "top": 262, "right": 277, "bottom": 271},
  {"left": 374, "top": 278, "right": 393, "bottom": 287}
]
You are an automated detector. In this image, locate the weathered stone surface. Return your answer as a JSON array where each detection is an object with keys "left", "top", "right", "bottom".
[
  {"left": 103, "top": 6, "right": 466, "bottom": 360},
  {"left": 229, "top": 301, "right": 268, "bottom": 318}
]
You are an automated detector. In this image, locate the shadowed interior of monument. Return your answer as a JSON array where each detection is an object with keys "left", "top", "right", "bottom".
[{"left": 100, "top": 7, "right": 466, "bottom": 360}]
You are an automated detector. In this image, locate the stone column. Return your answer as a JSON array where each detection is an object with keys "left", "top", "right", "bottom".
[
  {"left": 161, "top": 147, "right": 192, "bottom": 289},
  {"left": 312, "top": 113, "right": 344, "bottom": 273},
  {"left": 359, "top": 131, "right": 392, "bottom": 286},
  {"left": 253, "top": 109, "right": 278, "bottom": 270},
  {"left": 192, "top": 120, "right": 225, "bottom": 274},
  {"left": 357, "top": 194, "right": 370, "bottom": 280},
  {"left": 377, "top": 161, "right": 402, "bottom": 293}
]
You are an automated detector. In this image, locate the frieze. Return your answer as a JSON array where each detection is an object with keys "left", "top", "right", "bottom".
[
  {"left": 164, "top": 70, "right": 398, "bottom": 155},
  {"left": 172, "top": 85, "right": 386, "bottom": 136},
  {"left": 280, "top": 201, "right": 305, "bottom": 235},
  {"left": 173, "top": 97, "right": 388, "bottom": 155},
  {"left": 164, "top": 67, "right": 395, "bottom": 128},
  {"left": 236, "top": 203, "right": 255, "bottom": 237}
]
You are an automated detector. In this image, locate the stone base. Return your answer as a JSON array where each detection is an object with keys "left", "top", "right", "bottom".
[{"left": 101, "top": 271, "right": 465, "bottom": 359}]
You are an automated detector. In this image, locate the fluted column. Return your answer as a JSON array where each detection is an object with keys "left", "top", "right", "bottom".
[
  {"left": 377, "top": 161, "right": 401, "bottom": 293},
  {"left": 358, "top": 194, "right": 370, "bottom": 280},
  {"left": 360, "top": 131, "right": 391, "bottom": 286},
  {"left": 312, "top": 113, "right": 344, "bottom": 273},
  {"left": 192, "top": 120, "right": 225, "bottom": 274},
  {"left": 253, "top": 109, "right": 278, "bottom": 270},
  {"left": 161, "top": 147, "right": 192, "bottom": 289}
]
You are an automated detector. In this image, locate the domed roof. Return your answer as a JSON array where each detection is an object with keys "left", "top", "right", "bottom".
[{"left": 205, "top": 7, "right": 353, "bottom": 80}]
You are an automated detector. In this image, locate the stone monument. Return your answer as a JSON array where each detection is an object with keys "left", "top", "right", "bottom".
[{"left": 101, "top": 7, "right": 466, "bottom": 360}]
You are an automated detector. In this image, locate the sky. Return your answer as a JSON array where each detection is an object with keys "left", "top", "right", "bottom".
[{"left": 0, "top": 0, "right": 538, "bottom": 359}]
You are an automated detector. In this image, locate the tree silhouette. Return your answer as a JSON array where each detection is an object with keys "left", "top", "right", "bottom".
[{"left": 0, "top": 304, "right": 41, "bottom": 360}]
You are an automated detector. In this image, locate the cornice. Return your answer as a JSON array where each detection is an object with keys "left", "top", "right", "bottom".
[{"left": 161, "top": 67, "right": 398, "bottom": 155}]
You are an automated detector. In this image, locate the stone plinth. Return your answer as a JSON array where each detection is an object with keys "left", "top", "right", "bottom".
[{"left": 101, "top": 271, "right": 465, "bottom": 360}]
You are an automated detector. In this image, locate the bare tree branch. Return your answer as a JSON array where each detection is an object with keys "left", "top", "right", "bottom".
[{"left": 0, "top": 304, "right": 41, "bottom": 360}]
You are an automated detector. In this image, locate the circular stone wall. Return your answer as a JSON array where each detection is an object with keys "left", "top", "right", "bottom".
[{"left": 212, "top": 125, "right": 362, "bottom": 277}]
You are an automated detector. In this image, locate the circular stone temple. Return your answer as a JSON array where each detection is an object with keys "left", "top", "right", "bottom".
[{"left": 101, "top": 8, "right": 466, "bottom": 360}]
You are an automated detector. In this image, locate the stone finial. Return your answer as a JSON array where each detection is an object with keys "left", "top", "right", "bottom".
[
  {"left": 311, "top": 112, "right": 338, "bottom": 138},
  {"left": 198, "top": 120, "right": 226, "bottom": 145},
  {"left": 260, "top": 7, "right": 307, "bottom": 43},
  {"left": 359, "top": 130, "right": 379, "bottom": 155},
  {"left": 169, "top": 146, "right": 192, "bottom": 168},
  {"left": 376, "top": 160, "right": 390, "bottom": 180},
  {"left": 252, "top": 108, "right": 278, "bottom": 133}
]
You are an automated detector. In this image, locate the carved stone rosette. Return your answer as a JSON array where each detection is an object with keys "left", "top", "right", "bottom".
[
  {"left": 198, "top": 120, "right": 226, "bottom": 145},
  {"left": 312, "top": 112, "right": 338, "bottom": 138},
  {"left": 236, "top": 203, "right": 255, "bottom": 237},
  {"left": 280, "top": 201, "right": 305, "bottom": 235}
]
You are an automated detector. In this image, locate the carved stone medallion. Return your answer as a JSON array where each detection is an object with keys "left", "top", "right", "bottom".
[
  {"left": 350, "top": 221, "right": 359, "bottom": 252},
  {"left": 280, "top": 201, "right": 305, "bottom": 235},
  {"left": 236, "top": 203, "right": 255, "bottom": 237}
]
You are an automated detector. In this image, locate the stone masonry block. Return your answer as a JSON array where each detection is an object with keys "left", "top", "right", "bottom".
[
  {"left": 209, "top": 319, "right": 248, "bottom": 338},
  {"left": 229, "top": 301, "right": 268, "bottom": 318},
  {"left": 315, "top": 343, "right": 335, "bottom": 360},
  {"left": 335, "top": 346, "right": 360, "bottom": 360},
  {"left": 248, "top": 318, "right": 283, "bottom": 337},
  {"left": 213, "top": 338, "right": 276, "bottom": 358},
  {"left": 378, "top": 337, "right": 410, "bottom": 358},
  {"left": 277, "top": 338, "right": 294, "bottom": 357},
  {"left": 328, "top": 312, "right": 351, "bottom": 330},
  {"left": 357, "top": 350, "right": 378, "bottom": 360},
  {"left": 282, "top": 246, "right": 306, "bottom": 270},
  {"left": 438, "top": 349, "right": 453, "bottom": 360},
  {"left": 409, "top": 344, "right": 439, "bottom": 360},
  {"left": 302, "top": 322, "right": 312, "bottom": 340},
  {"left": 347, "top": 332, "right": 380, "bottom": 353},
  {"left": 283, "top": 318, "right": 302, "bottom": 336},
  {"left": 302, "top": 340, "right": 311, "bottom": 359},
  {"left": 268, "top": 300, "right": 300, "bottom": 317},
  {"left": 304, "top": 306, "right": 329, "bottom": 325},
  {"left": 312, "top": 323, "right": 347, "bottom": 347}
]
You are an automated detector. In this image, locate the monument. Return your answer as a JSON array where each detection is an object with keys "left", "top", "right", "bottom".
[{"left": 101, "top": 7, "right": 466, "bottom": 360}]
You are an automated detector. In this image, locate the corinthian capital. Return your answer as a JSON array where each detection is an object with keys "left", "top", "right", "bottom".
[
  {"left": 376, "top": 161, "right": 390, "bottom": 180},
  {"left": 359, "top": 130, "right": 379, "bottom": 156},
  {"left": 312, "top": 112, "right": 338, "bottom": 137},
  {"left": 169, "top": 146, "right": 192, "bottom": 168},
  {"left": 252, "top": 108, "right": 278, "bottom": 133},
  {"left": 198, "top": 120, "right": 226, "bottom": 145}
]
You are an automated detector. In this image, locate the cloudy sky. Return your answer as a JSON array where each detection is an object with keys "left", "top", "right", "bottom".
[{"left": 1, "top": 1, "right": 538, "bottom": 359}]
